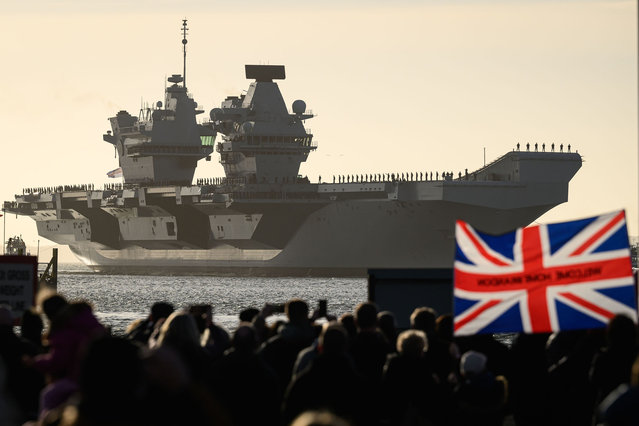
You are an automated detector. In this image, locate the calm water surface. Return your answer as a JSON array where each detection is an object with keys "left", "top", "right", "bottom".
[{"left": 55, "top": 264, "right": 368, "bottom": 335}]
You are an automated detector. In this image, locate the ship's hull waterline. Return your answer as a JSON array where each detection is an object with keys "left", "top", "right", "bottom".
[
  {"left": 4, "top": 45, "right": 583, "bottom": 276},
  {"left": 9, "top": 147, "right": 582, "bottom": 278},
  {"left": 68, "top": 199, "right": 556, "bottom": 277}
]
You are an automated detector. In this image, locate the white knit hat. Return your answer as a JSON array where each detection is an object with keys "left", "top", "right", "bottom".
[{"left": 460, "top": 350, "right": 487, "bottom": 376}]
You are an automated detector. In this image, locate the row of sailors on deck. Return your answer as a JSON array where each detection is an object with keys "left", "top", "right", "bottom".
[
  {"left": 516, "top": 142, "right": 573, "bottom": 152},
  {"left": 22, "top": 184, "right": 96, "bottom": 195},
  {"left": 197, "top": 177, "right": 226, "bottom": 186},
  {"left": 197, "top": 177, "right": 251, "bottom": 186},
  {"left": 197, "top": 172, "right": 465, "bottom": 186},
  {"left": 329, "top": 171, "right": 464, "bottom": 184},
  {"left": 199, "top": 172, "right": 474, "bottom": 186},
  {"left": 19, "top": 170, "right": 478, "bottom": 198},
  {"left": 103, "top": 183, "right": 124, "bottom": 191}
]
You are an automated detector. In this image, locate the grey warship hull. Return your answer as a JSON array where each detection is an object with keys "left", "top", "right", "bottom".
[
  {"left": 7, "top": 152, "right": 582, "bottom": 277},
  {"left": 3, "top": 27, "right": 583, "bottom": 276}
]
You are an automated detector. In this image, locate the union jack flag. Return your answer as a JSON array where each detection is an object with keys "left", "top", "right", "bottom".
[
  {"left": 107, "top": 167, "right": 123, "bottom": 178},
  {"left": 454, "top": 210, "right": 637, "bottom": 336}
]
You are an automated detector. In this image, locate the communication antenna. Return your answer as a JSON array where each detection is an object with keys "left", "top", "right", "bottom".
[
  {"left": 182, "top": 18, "right": 188, "bottom": 88},
  {"left": 2, "top": 207, "right": 5, "bottom": 255}
]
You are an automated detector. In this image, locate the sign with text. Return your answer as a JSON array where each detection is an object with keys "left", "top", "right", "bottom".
[{"left": 0, "top": 256, "right": 38, "bottom": 323}]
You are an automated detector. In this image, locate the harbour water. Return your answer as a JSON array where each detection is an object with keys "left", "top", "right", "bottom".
[{"left": 55, "top": 264, "right": 368, "bottom": 336}]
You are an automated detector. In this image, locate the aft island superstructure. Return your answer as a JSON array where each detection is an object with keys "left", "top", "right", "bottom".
[{"left": 3, "top": 22, "right": 582, "bottom": 276}]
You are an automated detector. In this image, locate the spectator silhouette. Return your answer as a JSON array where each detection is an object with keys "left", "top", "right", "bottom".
[
  {"left": 5, "top": 292, "right": 637, "bottom": 425},
  {"left": 190, "top": 304, "right": 230, "bottom": 361},
  {"left": 508, "top": 332, "right": 551, "bottom": 426},
  {"left": 41, "top": 294, "right": 68, "bottom": 326},
  {"left": 68, "top": 336, "right": 147, "bottom": 425},
  {"left": 382, "top": 329, "right": 449, "bottom": 425},
  {"left": 148, "top": 310, "right": 230, "bottom": 425},
  {"left": 258, "top": 299, "right": 316, "bottom": 391},
  {"left": 0, "top": 305, "right": 45, "bottom": 423},
  {"left": 155, "top": 310, "right": 211, "bottom": 383},
  {"left": 377, "top": 311, "right": 398, "bottom": 351},
  {"left": 30, "top": 298, "right": 105, "bottom": 421},
  {"left": 239, "top": 307, "right": 259, "bottom": 323},
  {"left": 350, "top": 302, "right": 392, "bottom": 385},
  {"left": 292, "top": 332, "right": 322, "bottom": 381},
  {"left": 338, "top": 313, "right": 357, "bottom": 343},
  {"left": 598, "top": 354, "right": 639, "bottom": 425},
  {"left": 453, "top": 350, "right": 507, "bottom": 426},
  {"left": 210, "top": 323, "right": 280, "bottom": 426},
  {"left": 455, "top": 332, "right": 510, "bottom": 378},
  {"left": 546, "top": 329, "right": 604, "bottom": 426},
  {"left": 125, "top": 301, "right": 174, "bottom": 346},
  {"left": 590, "top": 314, "right": 638, "bottom": 406},
  {"left": 21, "top": 308, "right": 45, "bottom": 355},
  {"left": 0, "top": 356, "right": 21, "bottom": 426},
  {"left": 411, "top": 307, "right": 453, "bottom": 382},
  {"left": 435, "top": 313, "right": 461, "bottom": 378},
  {"left": 283, "top": 323, "right": 373, "bottom": 426}
]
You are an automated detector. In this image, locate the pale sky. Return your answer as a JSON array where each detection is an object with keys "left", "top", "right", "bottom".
[{"left": 1, "top": 0, "right": 636, "bottom": 261}]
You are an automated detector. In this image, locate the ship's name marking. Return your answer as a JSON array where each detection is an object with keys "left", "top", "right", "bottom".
[{"left": 476, "top": 267, "right": 602, "bottom": 287}]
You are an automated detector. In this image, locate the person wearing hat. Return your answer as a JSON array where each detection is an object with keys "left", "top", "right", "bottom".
[{"left": 452, "top": 350, "right": 508, "bottom": 426}]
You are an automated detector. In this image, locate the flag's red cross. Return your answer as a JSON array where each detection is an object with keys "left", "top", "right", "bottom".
[{"left": 455, "top": 211, "right": 631, "bottom": 333}]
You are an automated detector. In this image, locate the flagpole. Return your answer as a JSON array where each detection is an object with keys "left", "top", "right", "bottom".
[{"left": 2, "top": 207, "right": 5, "bottom": 255}]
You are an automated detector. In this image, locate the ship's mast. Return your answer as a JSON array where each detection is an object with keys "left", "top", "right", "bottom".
[{"left": 182, "top": 19, "right": 188, "bottom": 88}]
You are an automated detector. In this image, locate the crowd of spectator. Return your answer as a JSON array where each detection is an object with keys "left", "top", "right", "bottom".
[{"left": 0, "top": 291, "right": 638, "bottom": 426}]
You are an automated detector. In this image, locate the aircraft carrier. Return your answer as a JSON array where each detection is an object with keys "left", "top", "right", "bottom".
[{"left": 3, "top": 21, "right": 583, "bottom": 276}]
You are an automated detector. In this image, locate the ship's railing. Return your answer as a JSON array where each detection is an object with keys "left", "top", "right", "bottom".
[
  {"left": 204, "top": 172, "right": 439, "bottom": 186},
  {"left": 472, "top": 145, "right": 580, "bottom": 177},
  {"left": 220, "top": 134, "right": 315, "bottom": 148},
  {"left": 10, "top": 163, "right": 513, "bottom": 202},
  {"left": 228, "top": 134, "right": 313, "bottom": 144},
  {"left": 312, "top": 170, "right": 484, "bottom": 184},
  {"left": 127, "top": 144, "right": 213, "bottom": 156},
  {"left": 12, "top": 169, "right": 467, "bottom": 200},
  {"left": 19, "top": 184, "right": 98, "bottom": 195},
  {"left": 469, "top": 152, "right": 510, "bottom": 176},
  {"left": 195, "top": 176, "right": 248, "bottom": 187},
  {"left": 287, "top": 108, "right": 315, "bottom": 116}
]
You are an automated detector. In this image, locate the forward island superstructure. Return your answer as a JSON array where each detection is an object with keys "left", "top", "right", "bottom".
[{"left": 3, "top": 22, "right": 582, "bottom": 276}]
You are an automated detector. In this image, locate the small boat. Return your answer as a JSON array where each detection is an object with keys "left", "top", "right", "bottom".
[{"left": 4, "top": 235, "right": 29, "bottom": 256}]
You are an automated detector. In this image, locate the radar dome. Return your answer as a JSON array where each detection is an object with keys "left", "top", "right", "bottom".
[
  {"left": 292, "top": 100, "right": 306, "bottom": 114},
  {"left": 241, "top": 122, "right": 254, "bottom": 133},
  {"left": 210, "top": 108, "right": 223, "bottom": 121},
  {"left": 168, "top": 74, "right": 183, "bottom": 84}
]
